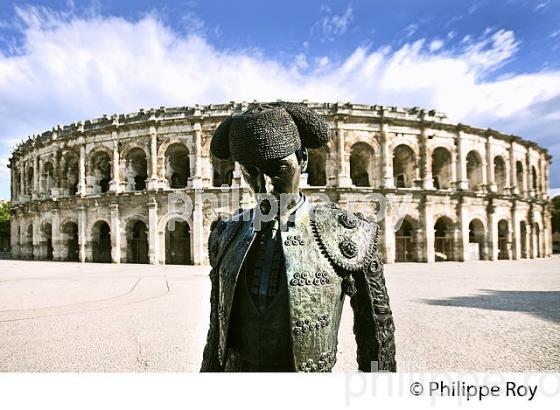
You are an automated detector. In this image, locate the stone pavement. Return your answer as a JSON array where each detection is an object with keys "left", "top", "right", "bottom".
[{"left": 0, "top": 257, "right": 558, "bottom": 372}]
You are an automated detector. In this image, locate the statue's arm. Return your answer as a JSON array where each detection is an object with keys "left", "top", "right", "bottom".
[
  {"left": 349, "top": 255, "right": 397, "bottom": 372},
  {"left": 200, "top": 266, "right": 223, "bottom": 372}
]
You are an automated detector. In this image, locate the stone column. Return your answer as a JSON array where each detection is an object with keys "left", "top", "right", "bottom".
[
  {"left": 32, "top": 155, "right": 39, "bottom": 200},
  {"left": 78, "top": 206, "right": 87, "bottom": 263},
  {"left": 525, "top": 150, "right": 533, "bottom": 197},
  {"left": 78, "top": 145, "right": 86, "bottom": 196},
  {"left": 148, "top": 125, "right": 159, "bottom": 190},
  {"left": 486, "top": 136, "right": 496, "bottom": 192},
  {"left": 382, "top": 213, "right": 395, "bottom": 264},
  {"left": 10, "top": 217, "right": 19, "bottom": 258},
  {"left": 380, "top": 122, "right": 394, "bottom": 189},
  {"left": 336, "top": 118, "right": 351, "bottom": 187},
  {"left": 110, "top": 133, "right": 121, "bottom": 193},
  {"left": 421, "top": 196, "right": 435, "bottom": 263},
  {"left": 192, "top": 121, "right": 203, "bottom": 189},
  {"left": 19, "top": 164, "right": 25, "bottom": 200},
  {"left": 455, "top": 128, "right": 469, "bottom": 190},
  {"left": 51, "top": 209, "right": 61, "bottom": 261},
  {"left": 456, "top": 199, "right": 468, "bottom": 261},
  {"left": 32, "top": 212, "right": 40, "bottom": 260},
  {"left": 110, "top": 203, "right": 121, "bottom": 263},
  {"left": 487, "top": 203, "right": 498, "bottom": 261},
  {"left": 419, "top": 126, "right": 433, "bottom": 189},
  {"left": 147, "top": 197, "right": 159, "bottom": 264},
  {"left": 192, "top": 190, "right": 204, "bottom": 264}
]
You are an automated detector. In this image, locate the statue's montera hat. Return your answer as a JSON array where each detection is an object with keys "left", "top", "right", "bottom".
[{"left": 210, "top": 102, "right": 330, "bottom": 164}]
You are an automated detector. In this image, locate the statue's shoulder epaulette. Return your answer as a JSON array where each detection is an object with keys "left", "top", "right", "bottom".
[
  {"left": 310, "top": 203, "right": 380, "bottom": 272},
  {"left": 208, "top": 208, "right": 246, "bottom": 268}
]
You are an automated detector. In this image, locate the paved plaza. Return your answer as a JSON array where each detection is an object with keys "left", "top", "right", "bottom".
[{"left": 0, "top": 257, "right": 559, "bottom": 372}]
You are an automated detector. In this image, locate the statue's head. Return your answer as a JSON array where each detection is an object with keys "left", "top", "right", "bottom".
[{"left": 210, "top": 102, "right": 330, "bottom": 199}]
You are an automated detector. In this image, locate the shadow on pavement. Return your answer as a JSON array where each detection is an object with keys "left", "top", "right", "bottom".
[{"left": 421, "top": 289, "right": 560, "bottom": 324}]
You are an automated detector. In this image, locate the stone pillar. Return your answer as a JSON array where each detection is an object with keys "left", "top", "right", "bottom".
[
  {"left": 511, "top": 201, "right": 520, "bottom": 260},
  {"left": 336, "top": 118, "right": 351, "bottom": 187},
  {"left": 51, "top": 209, "right": 61, "bottom": 261},
  {"left": 32, "top": 155, "right": 39, "bottom": 200},
  {"left": 420, "top": 126, "right": 433, "bottom": 189},
  {"left": 525, "top": 150, "right": 533, "bottom": 197},
  {"left": 487, "top": 203, "right": 498, "bottom": 261},
  {"left": 110, "top": 203, "right": 121, "bottom": 263},
  {"left": 19, "top": 164, "right": 24, "bottom": 200},
  {"left": 148, "top": 197, "right": 159, "bottom": 264},
  {"left": 421, "top": 196, "right": 435, "bottom": 263},
  {"left": 78, "top": 145, "right": 86, "bottom": 196},
  {"left": 192, "top": 190, "right": 204, "bottom": 265},
  {"left": 381, "top": 122, "right": 394, "bottom": 189},
  {"left": 10, "top": 217, "right": 19, "bottom": 258},
  {"left": 148, "top": 125, "right": 159, "bottom": 190},
  {"left": 508, "top": 141, "right": 517, "bottom": 195},
  {"left": 382, "top": 213, "right": 395, "bottom": 264},
  {"left": 32, "top": 212, "right": 40, "bottom": 260},
  {"left": 486, "top": 136, "right": 496, "bottom": 192},
  {"left": 455, "top": 128, "right": 469, "bottom": 190},
  {"left": 192, "top": 121, "right": 203, "bottom": 189},
  {"left": 110, "top": 133, "right": 121, "bottom": 193},
  {"left": 78, "top": 206, "right": 87, "bottom": 263},
  {"left": 456, "top": 199, "right": 468, "bottom": 261}
]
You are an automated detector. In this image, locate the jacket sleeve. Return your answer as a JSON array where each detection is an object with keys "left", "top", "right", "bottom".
[
  {"left": 349, "top": 254, "right": 397, "bottom": 372},
  {"left": 200, "top": 266, "right": 223, "bottom": 372}
]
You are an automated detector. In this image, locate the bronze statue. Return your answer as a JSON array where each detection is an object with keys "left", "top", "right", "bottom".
[{"left": 200, "top": 102, "right": 396, "bottom": 372}]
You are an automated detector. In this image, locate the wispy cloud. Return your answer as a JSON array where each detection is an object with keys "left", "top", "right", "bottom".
[
  {"left": 0, "top": 6, "right": 559, "bottom": 199},
  {"left": 534, "top": 1, "right": 550, "bottom": 12},
  {"left": 403, "top": 23, "right": 418, "bottom": 38},
  {"left": 313, "top": 5, "right": 353, "bottom": 42}
]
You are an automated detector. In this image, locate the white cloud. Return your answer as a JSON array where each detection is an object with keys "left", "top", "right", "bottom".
[
  {"left": 1, "top": 7, "right": 560, "bottom": 199},
  {"left": 314, "top": 5, "right": 353, "bottom": 41}
]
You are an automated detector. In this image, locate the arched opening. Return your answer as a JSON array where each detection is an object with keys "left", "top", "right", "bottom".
[
  {"left": 40, "top": 222, "right": 53, "bottom": 260},
  {"left": 393, "top": 144, "right": 416, "bottom": 188},
  {"left": 307, "top": 148, "right": 328, "bottom": 186},
  {"left": 520, "top": 221, "right": 528, "bottom": 258},
  {"left": 61, "top": 221, "right": 79, "bottom": 262},
  {"left": 41, "top": 162, "right": 55, "bottom": 197},
  {"left": 125, "top": 148, "right": 148, "bottom": 191},
  {"left": 534, "top": 223, "right": 541, "bottom": 258},
  {"left": 395, "top": 218, "right": 418, "bottom": 262},
  {"left": 165, "top": 219, "right": 191, "bottom": 265},
  {"left": 350, "top": 143, "right": 374, "bottom": 187},
  {"left": 92, "top": 221, "right": 111, "bottom": 263},
  {"left": 25, "top": 167, "right": 34, "bottom": 196},
  {"left": 531, "top": 166, "right": 538, "bottom": 193},
  {"left": 165, "top": 143, "right": 190, "bottom": 189},
  {"left": 497, "top": 219, "right": 510, "bottom": 260},
  {"left": 515, "top": 161, "right": 524, "bottom": 193},
  {"left": 493, "top": 156, "right": 507, "bottom": 193},
  {"left": 126, "top": 220, "right": 149, "bottom": 264},
  {"left": 61, "top": 152, "right": 79, "bottom": 196},
  {"left": 26, "top": 224, "right": 34, "bottom": 260},
  {"left": 466, "top": 150, "right": 483, "bottom": 191},
  {"left": 13, "top": 171, "right": 20, "bottom": 200},
  {"left": 90, "top": 151, "right": 112, "bottom": 194},
  {"left": 431, "top": 147, "right": 452, "bottom": 189},
  {"left": 434, "top": 216, "right": 455, "bottom": 261},
  {"left": 468, "top": 219, "right": 485, "bottom": 260},
  {"left": 212, "top": 157, "right": 234, "bottom": 187}
]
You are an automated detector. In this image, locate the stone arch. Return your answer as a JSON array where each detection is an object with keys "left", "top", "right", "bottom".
[
  {"left": 307, "top": 147, "right": 329, "bottom": 186},
  {"left": 434, "top": 216, "right": 455, "bottom": 261},
  {"left": 497, "top": 219, "right": 510, "bottom": 260},
  {"left": 431, "top": 146, "right": 452, "bottom": 189},
  {"left": 87, "top": 149, "right": 112, "bottom": 194},
  {"left": 393, "top": 144, "right": 416, "bottom": 188},
  {"left": 212, "top": 157, "right": 234, "bottom": 187},
  {"left": 395, "top": 216, "right": 420, "bottom": 262},
  {"left": 25, "top": 165, "right": 34, "bottom": 196},
  {"left": 165, "top": 143, "right": 190, "bottom": 189},
  {"left": 39, "top": 221, "right": 53, "bottom": 260},
  {"left": 531, "top": 165, "right": 538, "bottom": 193},
  {"left": 533, "top": 222, "right": 542, "bottom": 258},
  {"left": 125, "top": 219, "right": 149, "bottom": 264},
  {"left": 13, "top": 170, "right": 21, "bottom": 200},
  {"left": 515, "top": 160, "right": 524, "bottom": 193},
  {"left": 41, "top": 161, "right": 55, "bottom": 197},
  {"left": 350, "top": 142, "right": 375, "bottom": 187},
  {"left": 466, "top": 150, "right": 483, "bottom": 191},
  {"left": 160, "top": 215, "right": 192, "bottom": 265},
  {"left": 91, "top": 220, "right": 111, "bottom": 263},
  {"left": 519, "top": 220, "right": 528, "bottom": 258},
  {"left": 468, "top": 218, "right": 486, "bottom": 260},
  {"left": 493, "top": 155, "right": 507, "bottom": 193},
  {"left": 60, "top": 151, "right": 80, "bottom": 196},
  {"left": 61, "top": 219, "right": 79, "bottom": 262},
  {"left": 124, "top": 147, "right": 148, "bottom": 191}
]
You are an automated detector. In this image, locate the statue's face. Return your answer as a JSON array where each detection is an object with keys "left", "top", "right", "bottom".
[{"left": 239, "top": 152, "right": 302, "bottom": 197}]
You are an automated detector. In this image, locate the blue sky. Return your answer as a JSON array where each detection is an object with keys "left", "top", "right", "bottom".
[{"left": 1, "top": 0, "right": 559, "bottom": 199}]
